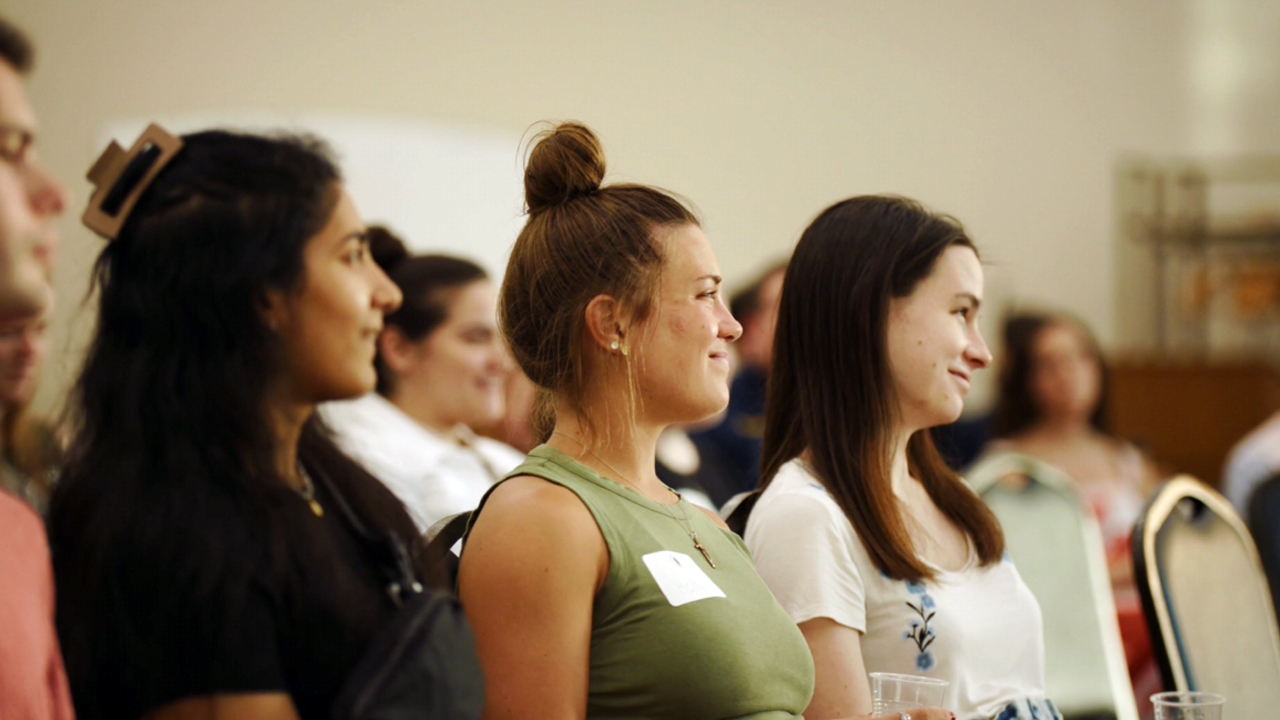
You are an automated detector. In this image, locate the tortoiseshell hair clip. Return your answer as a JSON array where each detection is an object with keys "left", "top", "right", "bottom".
[{"left": 82, "top": 123, "right": 184, "bottom": 241}]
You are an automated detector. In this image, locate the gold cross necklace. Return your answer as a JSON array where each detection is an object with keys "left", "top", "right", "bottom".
[{"left": 553, "top": 432, "right": 716, "bottom": 569}]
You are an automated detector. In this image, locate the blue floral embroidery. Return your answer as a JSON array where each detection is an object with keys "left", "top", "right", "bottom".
[
  {"left": 916, "top": 652, "right": 935, "bottom": 671},
  {"left": 993, "top": 698, "right": 1063, "bottom": 720},
  {"left": 903, "top": 581, "right": 937, "bottom": 673}
]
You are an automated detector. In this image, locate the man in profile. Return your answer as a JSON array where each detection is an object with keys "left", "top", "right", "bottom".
[
  {"left": 0, "top": 14, "right": 74, "bottom": 720},
  {"left": 0, "top": 20, "right": 61, "bottom": 316}
]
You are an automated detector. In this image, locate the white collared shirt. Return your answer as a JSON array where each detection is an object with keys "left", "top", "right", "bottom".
[{"left": 320, "top": 393, "right": 525, "bottom": 532}]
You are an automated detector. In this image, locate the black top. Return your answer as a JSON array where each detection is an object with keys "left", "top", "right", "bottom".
[{"left": 98, "top": 477, "right": 398, "bottom": 720}]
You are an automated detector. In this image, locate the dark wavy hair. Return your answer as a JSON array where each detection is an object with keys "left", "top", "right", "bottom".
[
  {"left": 48, "top": 130, "right": 436, "bottom": 719},
  {"left": 991, "top": 312, "right": 1109, "bottom": 438},
  {"left": 366, "top": 226, "right": 488, "bottom": 396},
  {"left": 761, "top": 195, "right": 1004, "bottom": 581}
]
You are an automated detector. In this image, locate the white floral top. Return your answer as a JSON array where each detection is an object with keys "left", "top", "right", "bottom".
[{"left": 745, "top": 459, "right": 1051, "bottom": 720}]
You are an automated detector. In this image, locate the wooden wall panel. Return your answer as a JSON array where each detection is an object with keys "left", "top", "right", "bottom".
[{"left": 1108, "top": 360, "right": 1280, "bottom": 488}]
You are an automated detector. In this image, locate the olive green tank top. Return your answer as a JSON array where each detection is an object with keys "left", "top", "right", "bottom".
[{"left": 470, "top": 445, "right": 814, "bottom": 720}]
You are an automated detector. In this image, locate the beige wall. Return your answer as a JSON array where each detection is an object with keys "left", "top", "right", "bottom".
[{"left": 8, "top": 1, "right": 1210, "bottom": 413}]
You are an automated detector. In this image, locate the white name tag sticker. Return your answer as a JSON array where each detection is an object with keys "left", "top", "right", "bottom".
[{"left": 642, "top": 551, "right": 726, "bottom": 607}]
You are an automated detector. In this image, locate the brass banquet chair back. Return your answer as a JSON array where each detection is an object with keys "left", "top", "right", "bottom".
[{"left": 1133, "top": 475, "right": 1280, "bottom": 713}]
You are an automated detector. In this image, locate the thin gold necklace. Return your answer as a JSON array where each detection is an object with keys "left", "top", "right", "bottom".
[{"left": 552, "top": 431, "right": 715, "bottom": 568}]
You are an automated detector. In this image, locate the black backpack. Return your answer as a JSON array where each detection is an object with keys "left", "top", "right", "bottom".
[{"left": 314, "top": 469, "right": 485, "bottom": 720}]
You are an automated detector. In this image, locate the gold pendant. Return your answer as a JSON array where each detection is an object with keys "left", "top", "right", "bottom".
[
  {"left": 308, "top": 500, "right": 324, "bottom": 518},
  {"left": 691, "top": 532, "right": 715, "bottom": 569}
]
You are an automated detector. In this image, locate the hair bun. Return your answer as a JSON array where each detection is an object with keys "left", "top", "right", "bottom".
[
  {"left": 366, "top": 225, "right": 409, "bottom": 273},
  {"left": 524, "top": 122, "right": 606, "bottom": 214}
]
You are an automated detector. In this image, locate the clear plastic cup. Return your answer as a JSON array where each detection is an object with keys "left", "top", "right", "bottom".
[
  {"left": 870, "top": 672, "right": 950, "bottom": 714},
  {"left": 1151, "top": 692, "right": 1224, "bottom": 720}
]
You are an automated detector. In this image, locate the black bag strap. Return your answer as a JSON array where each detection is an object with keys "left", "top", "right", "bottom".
[
  {"left": 422, "top": 511, "right": 473, "bottom": 590},
  {"left": 306, "top": 461, "right": 423, "bottom": 606},
  {"left": 425, "top": 512, "right": 474, "bottom": 554},
  {"left": 724, "top": 489, "right": 763, "bottom": 536}
]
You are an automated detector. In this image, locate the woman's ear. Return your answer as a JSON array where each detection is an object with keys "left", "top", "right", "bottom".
[
  {"left": 378, "top": 326, "right": 419, "bottom": 375},
  {"left": 259, "top": 288, "right": 289, "bottom": 334},
  {"left": 583, "top": 294, "right": 628, "bottom": 355}
]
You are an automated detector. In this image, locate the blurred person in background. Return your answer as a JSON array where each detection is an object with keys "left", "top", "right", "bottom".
[
  {"left": 653, "top": 420, "right": 720, "bottom": 510},
  {"left": 475, "top": 364, "right": 540, "bottom": 454},
  {"left": 1223, "top": 409, "right": 1280, "bottom": 517},
  {"left": 0, "top": 305, "right": 60, "bottom": 515},
  {"left": 50, "top": 129, "right": 480, "bottom": 720},
  {"left": 323, "top": 226, "right": 523, "bottom": 533},
  {"left": 688, "top": 260, "right": 786, "bottom": 504},
  {"left": 747, "top": 196, "right": 1056, "bottom": 720},
  {"left": 0, "top": 15, "right": 74, "bottom": 720},
  {"left": 984, "top": 311, "right": 1161, "bottom": 703}
]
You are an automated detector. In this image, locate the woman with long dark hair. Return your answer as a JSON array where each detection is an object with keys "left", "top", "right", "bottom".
[
  {"left": 458, "top": 122, "right": 814, "bottom": 720},
  {"left": 323, "top": 227, "right": 523, "bottom": 532},
  {"left": 988, "top": 313, "right": 1157, "bottom": 521},
  {"left": 49, "top": 128, "right": 479, "bottom": 720},
  {"left": 745, "top": 196, "right": 1057, "bottom": 720}
]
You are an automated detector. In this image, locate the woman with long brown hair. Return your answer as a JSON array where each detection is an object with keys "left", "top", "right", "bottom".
[
  {"left": 745, "top": 196, "right": 1059, "bottom": 720},
  {"left": 458, "top": 122, "right": 815, "bottom": 720}
]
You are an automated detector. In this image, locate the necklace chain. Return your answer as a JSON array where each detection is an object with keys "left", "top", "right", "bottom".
[
  {"left": 552, "top": 431, "right": 715, "bottom": 568},
  {"left": 296, "top": 464, "right": 325, "bottom": 518}
]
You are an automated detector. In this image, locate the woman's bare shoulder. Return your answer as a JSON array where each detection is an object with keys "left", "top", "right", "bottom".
[
  {"left": 460, "top": 474, "right": 609, "bottom": 596},
  {"left": 472, "top": 475, "right": 599, "bottom": 539}
]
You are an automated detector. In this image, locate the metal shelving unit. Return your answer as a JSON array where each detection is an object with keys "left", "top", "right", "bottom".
[{"left": 1118, "top": 155, "right": 1280, "bottom": 359}]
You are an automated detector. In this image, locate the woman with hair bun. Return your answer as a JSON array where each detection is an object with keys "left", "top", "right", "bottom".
[
  {"left": 323, "top": 226, "right": 523, "bottom": 532},
  {"left": 458, "top": 122, "right": 815, "bottom": 720}
]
